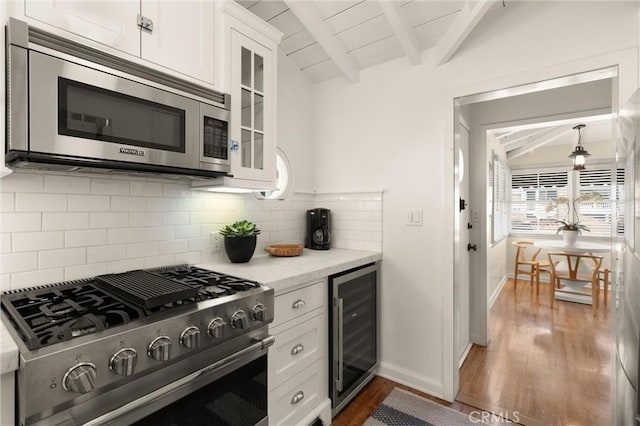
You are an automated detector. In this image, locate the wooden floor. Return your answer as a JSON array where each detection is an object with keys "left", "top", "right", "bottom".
[
  {"left": 456, "top": 278, "right": 611, "bottom": 426},
  {"left": 333, "top": 278, "right": 611, "bottom": 426}
]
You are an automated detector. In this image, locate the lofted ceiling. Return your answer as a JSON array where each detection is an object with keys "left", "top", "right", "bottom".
[
  {"left": 236, "top": 0, "right": 496, "bottom": 83},
  {"left": 491, "top": 117, "right": 613, "bottom": 162}
]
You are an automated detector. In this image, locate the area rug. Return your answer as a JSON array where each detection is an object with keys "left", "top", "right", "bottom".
[{"left": 364, "top": 388, "right": 484, "bottom": 426}]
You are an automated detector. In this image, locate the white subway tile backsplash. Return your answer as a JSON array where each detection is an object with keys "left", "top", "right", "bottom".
[
  {"left": 11, "top": 268, "right": 64, "bottom": 289},
  {"left": 130, "top": 181, "right": 163, "bottom": 197},
  {"left": 129, "top": 212, "right": 162, "bottom": 227},
  {"left": 91, "top": 178, "right": 130, "bottom": 196},
  {"left": 111, "top": 196, "right": 147, "bottom": 212},
  {"left": 108, "top": 227, "right": 145, "bottom": 244},
  {"left": 175, "top": 224, "right": 202, "bottom": 239},
  {"left": 1, "top": 193, "right": 15, "bottom": 212},
  {"left": 160, "top": 239, "right": 189, "bottom": 254},
  {"left": 0, "top": 173, "right": 44, "bottom": 193},
  {"left": 15, "top": 193, "right": 68, "bottom": 212},
  {"left": 1, "top": 172, "right": 380, "bottom": 286},
  {"left": 90, "top": 212, "right": 129, "bottom": 228},
  {"left": 13, "top": 231, "right": 64, "bottom": 252},
  {"left": 1, "top": 274, "right": 10, "bottom": 292},
  {"left": 1, "top": 252, "right": 38, "bottom": 273},
  {"left": 68, "top": 195, "right": 111, "bottom": 212},
  {"left": 65, "top": 263, "right": 108, "bottom": 281},
  {"left": 162, "top": 211, "right": 189, "bottom": 226},
  {"left": 42, "top": 212, "right": 89, "bottom": 230},
  {"left": 87, "top": 244, "right": 126, "bottom": 263},
  {"left": 144, "top": 226, "right": 175, "bottom": 241},
  {"left": 39, "top": 248, "right": 86, "bottom": 269},
  {"left": 108, "top": 258, "right": 144, "bottom": 274},
  {"left": 126, "top": 241, "right": 159, "bottom": 259},
  {"left": 44, "top": 175, "right": 90, "bottom": 194},
  {"left": 1, "top": 213, "right": 42, "bottom": 232},
  {"left": 65, "top": 229, "right": 108, "bottom": 248},
  {"left": 1, "top": 234, "right": 11, "bottom": 254}
]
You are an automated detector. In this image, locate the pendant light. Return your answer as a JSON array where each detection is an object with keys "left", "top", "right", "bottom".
[{"left": 568, "top": 124, "right": 590, "bottom": 170}]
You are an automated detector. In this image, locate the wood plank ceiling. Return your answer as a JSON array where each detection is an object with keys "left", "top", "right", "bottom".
[{"left": 236, "top": 0, "right": 486, "bottom": 83}]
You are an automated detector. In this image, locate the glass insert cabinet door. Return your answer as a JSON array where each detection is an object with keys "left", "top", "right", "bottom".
[{"left": 230, "top": 30, "right": 275, "bottom": 182}]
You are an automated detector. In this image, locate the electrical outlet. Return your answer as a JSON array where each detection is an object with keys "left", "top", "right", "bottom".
[
  {"left": 210, "top": 232, "right": 222, "bottom": 251},
  {"left": 406, "top": 209, "right": 423, "bottom": 226}
]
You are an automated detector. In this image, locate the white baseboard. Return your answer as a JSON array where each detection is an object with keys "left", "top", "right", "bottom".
[
  {"left": 489, "top": 275, "right": 508, "bottom": 309},
  {"left": 377, "top": 361, "right": 445, "bottom": 400}
]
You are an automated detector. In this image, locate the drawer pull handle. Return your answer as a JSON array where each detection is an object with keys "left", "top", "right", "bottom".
[
  {"left": 291, "top": 344, "right": 304, "bottom": 356},
  {"left": 291, "top": 390, "right": 304, "bottom": 405},
  {"left": 292, "top": 299, "right": 305, "bottom": 309}
]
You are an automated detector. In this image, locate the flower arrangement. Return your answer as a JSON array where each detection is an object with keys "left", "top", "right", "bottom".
[{"left": 545, "top": 191, "right": 602, "bottom": 234}]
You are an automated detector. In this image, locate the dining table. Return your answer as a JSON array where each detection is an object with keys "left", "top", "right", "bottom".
[{"left": 533, "top": 239, "right": 611, "bottom": 304}]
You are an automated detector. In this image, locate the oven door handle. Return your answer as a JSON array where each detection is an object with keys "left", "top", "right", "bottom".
[
  {"left": 336, "top": 297, "right": 344, "bottom": 392},
  {"left": 84, "top": 335, "right": 275, "bottom": 426}
]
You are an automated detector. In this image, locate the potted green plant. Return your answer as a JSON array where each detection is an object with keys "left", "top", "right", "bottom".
[
  {"left": 546, "top": 192, "right": 602, "bottom": 245},
  {"left": 219, "top": 220, "right": 261, "bottom": 263}
]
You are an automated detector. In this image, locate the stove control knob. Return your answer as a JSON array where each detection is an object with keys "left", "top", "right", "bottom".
[
  {"left": 180, "top": 326, "right": 201, "bottom": 349},
  {"left": 109, "top": 348, "right": 137, "bottom": 376},
  {"left": 63, "top": 362, "right": 97, "bottom": 394},
  {"left": 252, "top": 303, "right": 266, "bottom": 322},
  {"left": 148, "top": 336, "right": 172, "bottom": 362},
  {"left": 231, "top": 310, "right": 248, "bottom": 329},
  {"left": 208, "top": 317, "right": 227, "bottom": 339}
]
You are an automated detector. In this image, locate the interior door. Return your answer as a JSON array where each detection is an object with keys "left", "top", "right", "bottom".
[{"left": 456, "top": 118, "right": 471, "bottom": 365}]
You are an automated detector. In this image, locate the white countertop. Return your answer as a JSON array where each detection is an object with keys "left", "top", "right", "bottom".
[
  {"left": 198, "top": 248, "right": 382, "bottom": 295},
  {"left": 0, "top": 319, "right": 19, "bottom": 374}
]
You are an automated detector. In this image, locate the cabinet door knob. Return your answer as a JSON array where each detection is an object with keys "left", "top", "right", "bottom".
[
  {"left": 291, "top": 344, "right": 304, "bottom": 356},
  {"left": 292, "top": 299, "right": 305, "bottom": 309},
  {"left": 291, "top": 390, "right": 304, "bottom": 405}
]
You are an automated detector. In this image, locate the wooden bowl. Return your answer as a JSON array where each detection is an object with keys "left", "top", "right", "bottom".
[{"left": 265, "top": 244, "right": 304, "bottom": 257}]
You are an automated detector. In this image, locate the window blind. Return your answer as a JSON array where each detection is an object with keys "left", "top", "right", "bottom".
[
  {"left": 493, "top": 158, "right": 511, "bottom": 243},
  {"left": 511, "top": 170, "right": 568, "bottom": 233}
]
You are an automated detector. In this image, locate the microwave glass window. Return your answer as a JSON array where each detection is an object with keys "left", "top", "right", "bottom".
[
  {"left": 203, "top": 116, "right": 228, "bottom": 160},
  {"left": 58, "top": 77, "right": 185, "bottom": 152},
  {"left": 241, "top": 129, "right": 251, "bottom": 168}
]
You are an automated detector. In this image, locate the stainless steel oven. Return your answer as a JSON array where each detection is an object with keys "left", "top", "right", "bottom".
[
  {"left": 6, "top": 18, "right": 231, "bottom": 179},
  {"left": 329, "top": 263, "right": 379, "bottom": 416}
]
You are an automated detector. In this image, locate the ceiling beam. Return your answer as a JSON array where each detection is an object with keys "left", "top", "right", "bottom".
[
  {"left": 379, "top": 1, "right": 421, "bottom": 66},
  {"left": 507, "top": 126, "right": 572, "bottom": 161},
  {"left": 436, "top": 0, "right": 496, "bottom": 66},
  {"left": 499, "top": 127, "right": 555, "bottom": 148},
  {"left": 284, "top": 1, "right": 360, "bottom": 83}
]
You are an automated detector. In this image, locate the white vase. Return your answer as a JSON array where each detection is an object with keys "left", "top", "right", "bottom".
[{"left": 562, "top": 229, "right": 578, "bottom": 246}]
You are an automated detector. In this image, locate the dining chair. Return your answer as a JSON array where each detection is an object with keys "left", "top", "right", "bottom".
[
  {"left": 512, "top": 241, "right": 552, "bottom": 295},
  {"left": 547, "top": 252, "right": 603, "bottom": 316}
]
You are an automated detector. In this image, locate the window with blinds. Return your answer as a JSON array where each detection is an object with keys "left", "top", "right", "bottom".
[
  {"left": 511, "top": 171, "right": 568, "bottom": 233},
  {"left": 510, "top": 167, "right": 624, "bottom": 236},
  {"left": 493, "top": 157, "right": 511, "bottom": 243}
]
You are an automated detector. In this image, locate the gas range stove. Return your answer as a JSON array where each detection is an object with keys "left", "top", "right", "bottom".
[{"left": 1, "top": 265, "right": 274, "bottom": 426}]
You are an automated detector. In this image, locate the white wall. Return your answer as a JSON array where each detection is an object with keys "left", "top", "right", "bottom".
[{"left": 313, "top": 1, "right": 639, "bottom": 397}]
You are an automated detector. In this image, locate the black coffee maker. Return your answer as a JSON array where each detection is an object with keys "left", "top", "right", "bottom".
[{"left": 305, "top": 208, "right": 331, "bottom": 250}]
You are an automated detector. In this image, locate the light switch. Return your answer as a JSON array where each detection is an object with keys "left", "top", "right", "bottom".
[
  {"left": 407, "top": 209, "right": 423, "bottom": 226},
  {"left": 471, "top": 210, "right": 480, "bottom": 222}
]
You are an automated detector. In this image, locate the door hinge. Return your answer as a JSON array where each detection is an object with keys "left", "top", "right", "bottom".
[{"left": 137, "top": 14, "right": 154, "bottom": 33}]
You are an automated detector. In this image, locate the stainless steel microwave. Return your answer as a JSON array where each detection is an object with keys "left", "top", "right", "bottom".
[{"left": 6, "top": 18, "right": 231, "bottom": 179}]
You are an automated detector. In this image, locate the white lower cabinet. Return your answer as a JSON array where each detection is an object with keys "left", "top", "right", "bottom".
[{"left": 268, "top": 280, "right": 331, "bottom": 426}]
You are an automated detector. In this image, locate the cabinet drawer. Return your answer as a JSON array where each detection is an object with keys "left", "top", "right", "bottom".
[
  {"left": 269, "top": 313, "right": 324, "bottom": 390},
  {"left": 273, "top": 280, "right": 326, "bottom": 328},
  {"left": 269, "top": 359, "right": 323, "bottom": 426}
]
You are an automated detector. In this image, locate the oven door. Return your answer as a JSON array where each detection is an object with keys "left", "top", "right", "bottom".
[
  {"left": 25, "top": 49, "right": 200, "bottom": 170},
  {"left": 80, "top": 335, "right": 273, "bottom": 426}
]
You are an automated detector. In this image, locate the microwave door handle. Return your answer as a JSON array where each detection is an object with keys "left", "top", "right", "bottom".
[{"left": 336, "top": 297, "right": 344, "bottom": 392}]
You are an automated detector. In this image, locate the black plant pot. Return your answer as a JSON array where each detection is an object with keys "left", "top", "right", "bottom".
[{"left": 224, "top": 236, "right": 257, "bottom": 263}]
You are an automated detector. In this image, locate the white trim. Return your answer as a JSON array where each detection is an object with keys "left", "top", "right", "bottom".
[
  {"left": 444, "top": 46, "right": 638, "bottom": 403},
  {"left": 458, "top": 342, "right": 473, "bottom": 368},
  {"left": 377, "top": 362, "right": 444, "bottom": 399},
  {"left": 488, "top": 275, "right": 509, "bottom": 309}
]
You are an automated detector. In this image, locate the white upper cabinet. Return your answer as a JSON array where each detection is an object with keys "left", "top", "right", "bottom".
[
  {"left": 140, "top": 0, "right": 215, "bottom": 84},
  {"left": 24, "top": 0, "right": 141, "bottom": 57},
  {"left": 22, "top": 0, "right": 215, "bottom": 86}
]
